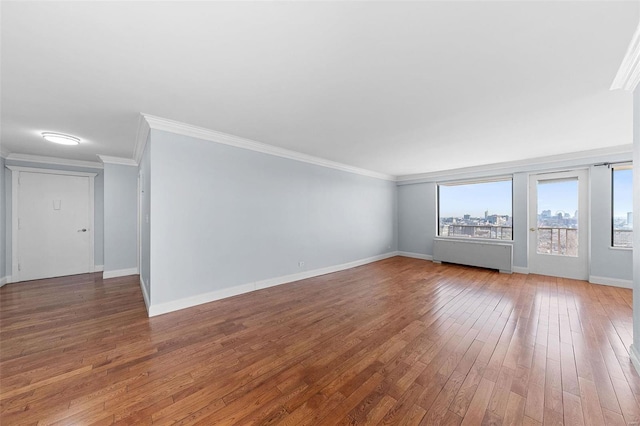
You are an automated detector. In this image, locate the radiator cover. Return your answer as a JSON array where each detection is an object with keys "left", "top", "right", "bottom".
[{"left": 432, "top": 238, "right": 513, "bottom": 273}]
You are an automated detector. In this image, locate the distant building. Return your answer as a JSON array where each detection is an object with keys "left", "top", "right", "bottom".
[
  {"left": 464, "top": 214, "right": 470, "bottom": 220},
  {"left": 484, "top": 210, "right": 489, "bottom": 219},
  {"left": 487, "top": 214, "right": 508, "bottom": 225},
  {"left": 542, "top": 210, "right": 551, "bottom": 218},
  {"left": 628, "top": 212, "right": 633, "bottom": 226}
]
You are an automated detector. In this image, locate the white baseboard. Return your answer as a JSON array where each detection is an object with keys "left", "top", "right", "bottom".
[
  {"left": 94, "top": 265, "right": 104, "bottom": 272},
  {"left": 148, "top": 252, "right": 397, "bottom": 317},
  {"left": 589, "top": 275, "right": 633, "bottom": 289},
  {"left": 139, "top": 276, "right": 150, "bottom": 313},
  {"left": 254, "top": 252, "right": 399, "bottom": 291},
  {"left": 149, "top": 282, "right": 255, "bottom": 317},
  {"left": 103, "top": 267, "right": 139, "bottom": 279},
  {"left": 0, "top": 276, "right": 9, "bottom": 288},
  {"left": 397, "top": 251, "right": 433, "bottom": 261},
  {"left": 631, "top": 345, "right": 640, "bottom": 375},
  {"left": 512, "top": 266, "right": 529, "bottom": 274}
]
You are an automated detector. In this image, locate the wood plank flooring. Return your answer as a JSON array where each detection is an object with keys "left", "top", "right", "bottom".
[{"left": 1, "top": 256, "right": 639, "bottom": 425}]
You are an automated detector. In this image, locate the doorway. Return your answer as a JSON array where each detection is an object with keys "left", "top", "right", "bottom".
[
  {"left": 528, "top": 169, "right": 588, "bottom": 280},
  {"left": 10, "top": 167, "right": 96, "bottom": 282}
]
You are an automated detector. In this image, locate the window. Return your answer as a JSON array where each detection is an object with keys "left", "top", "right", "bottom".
[
  {"left": 438, "top": 178, "right": 513, "bottom": 240},
  {"left": 535, "top": 177, "right": 580, "bottom": 256},
  {"left": 612, "top": 165, "right": 633, "bottom": 248}
]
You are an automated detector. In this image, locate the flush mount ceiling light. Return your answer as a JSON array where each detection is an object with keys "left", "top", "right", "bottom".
[{"left": 42, "top": 132, "right": 81, "bottom": 145}]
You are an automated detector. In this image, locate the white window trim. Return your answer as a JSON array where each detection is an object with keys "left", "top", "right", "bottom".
[{"left": 437, "top": 176, "right": 514, "bottom": 241}]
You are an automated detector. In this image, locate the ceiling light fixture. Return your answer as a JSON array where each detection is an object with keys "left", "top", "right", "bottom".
[{"left": 41, "top": 132, "right": 81, "bottom": 145}]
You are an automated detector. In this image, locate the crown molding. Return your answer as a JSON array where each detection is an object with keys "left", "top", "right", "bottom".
[
  {"left": 140, "top": 114, "right": 396, "bottom": 181},
  {"left": 5, "top": 153, "right": 103, "bottom": 169},
  {"left": 133, "top": 114, "right": 151, "bottom": 164},
  {"left": 0, "top": 147, "right": 9, "bottom": 159},
  {"left": 611, "top": 23, "right": 640, "bottom": 91},
  {"left": 97, "top": 155, "right": 138, "bottom": 166},
  {"left": 135, "top": 114, "right": 631, "bottom": 184},
  {"left": 397, "top": 144, "right": 633, "bottom": 184},
  {"left": 6, "top": 165, "right": 97, "bottom": 178}
]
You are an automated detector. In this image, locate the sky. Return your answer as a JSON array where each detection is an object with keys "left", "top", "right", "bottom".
[
  {"left": 439, "top": 180, "right": 512, "bottom": 218},
  {"left": 438, "top": 169, "right": 633, "bottom": 220},
  {"left": 613, "top": 168, "right": 633, "bottom": 219},
  {"left": 537, "top": 179, "right": 578, "bottom": 217}
]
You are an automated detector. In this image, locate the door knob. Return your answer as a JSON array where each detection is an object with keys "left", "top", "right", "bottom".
[
  {"left": 78, "top": 228, "right": 87, "bottom": 232},
  {"left": 529, "top": 227, "right": 537, "bottom": 232}
]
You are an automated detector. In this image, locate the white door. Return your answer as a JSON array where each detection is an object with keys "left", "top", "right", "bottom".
[
  {"left": 528, "top": 169, "right": 588, "bottom": 280},
  {"left": 15, "top": 171, "right": 94, "bottom": 281}
]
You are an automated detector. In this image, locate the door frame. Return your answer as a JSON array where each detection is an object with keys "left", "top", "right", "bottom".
[
  {"left": 528, "top": 168, "right": 589, "bottom": 280},
  {"left": 9, "top": 166, "right": 97, "bottom": 282}
]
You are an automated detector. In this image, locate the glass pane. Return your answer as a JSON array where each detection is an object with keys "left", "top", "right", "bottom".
[
  {"left": 612, "top": 168, "right": 633, "bottom": 248},
  {"left": 438, "top": 180, "right": 512, "bottom": 240},
  {"left": 537, "top": 178, "right": 578, "bottom": 256}
]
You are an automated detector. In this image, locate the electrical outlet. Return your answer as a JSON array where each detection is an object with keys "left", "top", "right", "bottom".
[{"left": 298, "top": 261, "right": 305, "bottom": 268}]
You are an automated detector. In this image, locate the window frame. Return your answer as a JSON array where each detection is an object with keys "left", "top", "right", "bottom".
[
  {"left": 611, "top": 163, "right": 633, "bottom": 249},
  {"left": 436, "top": 176, "right": 514, "bottom": 242}
]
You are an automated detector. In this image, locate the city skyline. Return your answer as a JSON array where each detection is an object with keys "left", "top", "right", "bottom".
[
  {"left": 439, "top": 171, "right": 633, "bottom": 222},
  {"left": 439, "top": 180, "right": 512, "bottom": 218},
  {"left": 536, "top": 179, "right": 578, "bottom": 218}
]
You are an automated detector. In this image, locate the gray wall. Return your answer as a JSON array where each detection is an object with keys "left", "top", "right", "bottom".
[
  {"left": 512, "top": 173, "right": 529, "bottom": 269},
  {"left": 397, "top": 161, "right": 633, "bottom": 280},
  {"left": 3, "top": 160, "right": 104, "bottom": 277},
  {"left": 148, "top": 129, "right": 397, "bottom": 306},
  {"left": 398, "top": 182, "right": 436, "bottom": 256},
  {"left": 103, "top": 163, "right": 138, "bottom": 272},
  {"left": 140, "top": 140, "right": 151, "bottom": 298},
  {"left": 1, "top": 157, "right": 5, "bottom": 281}
]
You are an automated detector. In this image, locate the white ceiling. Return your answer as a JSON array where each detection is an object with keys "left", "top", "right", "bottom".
[{"left": 1, "top": 1, "right": 637, "bottom": 176}]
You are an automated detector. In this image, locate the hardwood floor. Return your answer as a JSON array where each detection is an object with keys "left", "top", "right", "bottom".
[{"left": 1, "top": 256, "right": 639, "bottom": 425}]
